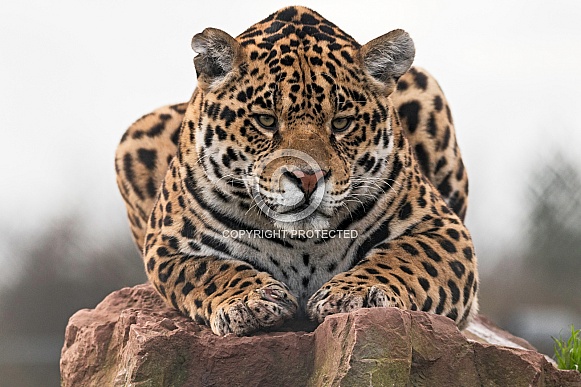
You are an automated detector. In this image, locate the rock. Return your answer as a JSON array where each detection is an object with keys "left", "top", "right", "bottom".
[{"left": 60, "top": 284, "right": 581, "bottom": 386}]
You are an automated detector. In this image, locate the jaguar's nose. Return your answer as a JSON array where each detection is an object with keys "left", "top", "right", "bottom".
[{"left": 284, "top": 169, "right": 328, "bottom": 198}]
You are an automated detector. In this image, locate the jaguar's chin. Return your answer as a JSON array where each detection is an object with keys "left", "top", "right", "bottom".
[{"left": 272, "top": 213, "right": 331, "bottom": 233}]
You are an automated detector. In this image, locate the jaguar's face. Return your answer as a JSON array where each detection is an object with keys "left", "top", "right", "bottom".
[{"left": 186, "top": 7, "right": 415, "bottom": 231}]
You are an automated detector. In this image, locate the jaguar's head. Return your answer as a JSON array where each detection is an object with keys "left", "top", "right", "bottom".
[{"left": 183, "top": 6, "right": 414, "bottom": 231}]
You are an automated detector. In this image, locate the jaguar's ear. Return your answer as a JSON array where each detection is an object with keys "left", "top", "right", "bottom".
[
  {"left": 191, "top": 28, "right": 241, "bottom": 92},
  {"left": 360, "top": 29, "right": 415, "bottom": 92}
]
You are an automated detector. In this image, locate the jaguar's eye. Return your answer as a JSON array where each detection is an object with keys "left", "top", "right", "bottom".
[
  {"left": 255, "top": 114, "right": 277, "bottom": 130},
  {"left": 331, "top": 117, "right": 353, "bottom": 133}
]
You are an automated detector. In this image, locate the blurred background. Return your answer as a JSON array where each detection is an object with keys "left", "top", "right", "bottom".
[{"left": 1, "top": 0, "right": 580, "bottom": 385}]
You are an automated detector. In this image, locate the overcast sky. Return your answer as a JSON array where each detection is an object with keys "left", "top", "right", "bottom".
[{"left": 1, "top": 0, "right": 581, "bottom": 274}]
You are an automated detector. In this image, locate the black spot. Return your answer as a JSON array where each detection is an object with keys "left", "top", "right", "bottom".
[
  {"left": 418, "top": 277, "right": 430, "bottom": 291},
  {"left": 157, "top": 284, "right": 166, "bottom": 297},
  {"left": 401, "top": 243, "right": 419, "bottom": 256},
  {"left": 446, "top": 229, "right": 460, "bottom": 241},
  {"left": 417, "top": 193, "right": 427, "bottom": 208},
  {"left": 413, "top": 70, "right": 428, "bottom": 90},
  {"left": 147, "top": 257, "right": 156, "bottom": 272},
  {"left": 300, "top": 12, "right": 318, "bottom": 25},
  {"left": 376, "top": 275, "right": 389, "bottom": 284},
  {"left": 435, "top": 157, "right": 447, "bottom": 175},
  {"left": 357, "top": 152, "right": 371, "bottom": 168},
  {"left": 448, "top": 280, "right": 460, "bottom": 304},
  {"left": 448, "top": 260, "right": 466, "bottom": 279},
  {"left": 240, "top": 281, "right": 252, "bottom": 289},
  {"left": 462, "top": 247, "right": 473, "bottom": 261},
  {"left": 433, "top": 219, "right": 445, "bottom": 228},
  {"left": 427, "top": 113, "right": 438, "bottom": 137},
  {"left": 219, "top": 106, "right": 237, "bottom": 128},
  {"left": 456, "top": 160, "right": 465, "bottom": 181},
  {"left": 433, "top": 95, "right": 443, "bottom": 111},
  {"left": 397, "top": 80, "right": 409, "bottom": 91},
  {"left": 146, "top": 122, "right": 165, "bottom": 138},
  {"left": 310, "top": 57, "right": 323, "bottom": 66},
  {"left": 399, "top": 202, "right": 413, "bottom": 220},
  {"left": 441, "top": 125, "right": 451, "bottom": 150},
  {"left": 319, "top": 25, "right": 337, "bottom": 37},
  {"left": 438, "top": 238, "right": 457, "bottom": 253},
  {"left": 204, "top": 283, "right": 217, "bottom": 296},
  {"left": 235, "top": 264, "right": 253, "bottom": 272},
  {"left": 437, "top": 173, "right": 452, "bottom": 197},
  {"left": 280, "top": 56, "right": 295, "bottom": 66},
  {"left": 463, "top": 272, "right": 475, "bottom": 305},
  {"left": 170, "top": 292, "right": 178, "bottom": 309},
  {"left": 446, "top": 105, "right": 453, "bottom": 124},
  {"left": 194, "top": 261, "right": 207, "bottom": 280},
  {"left": 435, "top": 287, "right": 447, "bottom": 314},
  {"left": 302, "top": 253, "right": 310, "bottom": 266},
  {"left": 417, "top": 241, "right": 442, "bottom": 262},
  {"left": 398, "top": 101, "right": 421, "bottom": 133},
  {"left": 421, "top": 261, "right": 438, "bottom": 277},
  {"left": 264, "top": 20, "right": 286, "bottom": 34},
  {"left": 446, "top": 308, "right": 458, "bottom": 321},
  {"left": 182, "top": 282, "right": 194, "bottom": 296},
  {"left": 421, "top": 296, "right": 433, "bottom": 312},
  {"left": 175, "top": 268, "right": 186, "bottom": 285},
  {"left": 158, "top": 261, "right": 174, "bottom": 283},
  {"left": 222, "top": 153, "right": 232, "bottom": 168},
  {"left": 215, "top": 125, "right": 227, "bottom": 141},
  {"left": 340, "top": 50, "right": 354, "bottom": 63},
  {"left": 400, "top": 265, "right": 413, "bottom": 275},
  {"left": 237, "top": 91, "right": 247, "bottom": 102},
  {"left": 325, "top": 62, "right": 336, "bottom": 77},
  {"left": 146, "top": 178, "right": 157, "bottom": 198},
  {"left": 204, "top": 126, "right": 214, "bottom": 147},
  {"left": 137, "top": 148, "right": 157, "bottom": 170},
  {"left": 414, "top": 143, "right": 431, "bottom": 177},
  {"left": 157, "top": 247, "right": 169, "bottom": 257},
  {"left": 277, "top": 7, "right": 297, "bottom": 22},
  {"left": 123, "top": 153, "right": 144, "bottom": 200},
  {"left": 181, "top": 217, "right": 196, "bottom": 239}
]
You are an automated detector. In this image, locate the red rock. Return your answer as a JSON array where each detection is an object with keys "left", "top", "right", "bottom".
[{"left": 60, "top": 284, "right": 581, "bottom": 386}]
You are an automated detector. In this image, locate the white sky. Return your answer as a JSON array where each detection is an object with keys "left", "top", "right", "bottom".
[{"left": 1, "top": 0, "right": 581, "bottom": 273}]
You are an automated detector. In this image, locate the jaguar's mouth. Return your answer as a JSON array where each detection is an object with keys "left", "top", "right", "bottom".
[{"left": 276, "top": 199, "right": 311, "bottom": 215}]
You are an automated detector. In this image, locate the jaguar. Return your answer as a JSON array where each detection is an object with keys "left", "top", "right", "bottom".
[{"left": 115, "top": 5, "right": 478, "bottom": 336}]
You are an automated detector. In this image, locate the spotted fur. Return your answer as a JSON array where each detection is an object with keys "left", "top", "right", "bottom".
[{"left": 115, "top": 6, "right": 478, "bottom": 336}]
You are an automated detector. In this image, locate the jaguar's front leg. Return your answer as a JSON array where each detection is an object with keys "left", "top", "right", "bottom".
[
  {"left": 143, "top": 164, "right": 298, "bottom": 336},
  {"left": 307, "top": 228, "right": 478, "bottom": 328},
  {"left": 307, "top": 252, "right": 412, "bottom": 322},
  {"left": 145, "top": 245, "right": 298, "bottom": 336}
]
